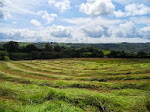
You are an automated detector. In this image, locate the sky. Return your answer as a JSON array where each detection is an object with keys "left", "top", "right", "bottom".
[{"left": 0, "top": 0, "right": 150, "bottom": 43}]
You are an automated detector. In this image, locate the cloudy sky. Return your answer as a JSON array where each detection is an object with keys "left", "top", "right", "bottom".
[{"left": 0, "top": 0, "right": 150, "bottom": 43}]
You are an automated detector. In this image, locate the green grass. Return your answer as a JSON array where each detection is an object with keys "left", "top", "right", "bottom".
[
  {"left": 0, "top": 58, "right": 150, "bottom": 112},
  {"left": 102, "top": 50, "right": 111, "bottom": 56},
  {"left": 18, "top": 43, "right": 31, "bottom": 47}
]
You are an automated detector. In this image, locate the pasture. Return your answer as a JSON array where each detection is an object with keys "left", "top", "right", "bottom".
[{"left": 0, "top": 58, "right": 150, "bottom": 112}]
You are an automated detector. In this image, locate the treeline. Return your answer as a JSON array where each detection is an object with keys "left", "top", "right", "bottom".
[
  {"left": 66, "top": 42, "right": 150, "bottom": 54},
  {"left": 0, "top": 41, "right": 150, "bottom": 61}
]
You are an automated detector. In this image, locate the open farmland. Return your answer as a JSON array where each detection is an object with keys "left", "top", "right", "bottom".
[{"left": 0, "top": 58, "right": 150, "bottom": 112}]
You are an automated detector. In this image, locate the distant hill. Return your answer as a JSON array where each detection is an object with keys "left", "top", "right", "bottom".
[{"left": 1, "top": 42, "right": 150, "bottom": 53}]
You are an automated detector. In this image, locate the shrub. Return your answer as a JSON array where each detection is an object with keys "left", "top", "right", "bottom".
[
  {"left": 4, "top": 56, "right": 10, "bottom": 61},
  {"left": 0, "top": 51, "right": 9, "bottom": 60}
]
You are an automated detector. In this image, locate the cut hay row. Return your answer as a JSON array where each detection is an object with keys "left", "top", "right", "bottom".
[
  {"left": 0, "top": 69, "right": 150, "bottom": 92},
  {"left": 0, "top": 59, "right": 150, "bottom": 112},
  {"left": 1, "top": 81, "right": 149, "bottom": 112},
  {"left": 0, "top": 63, "right": 58, "bottom": 81},
  {"left": 18, "top": 59, "right": 150, "bottom": 76},
  {"left": 10, "top": 61, "right": 150, "bottom": 82},
  {"left": 2, "top": 61, "right": 150, "bottom": 83},
  {"left": 13, "top": 62, "right": 65, "bottom": 74},
  {"left": 4, "top": 62, "right": 75, "bottom": 80}
]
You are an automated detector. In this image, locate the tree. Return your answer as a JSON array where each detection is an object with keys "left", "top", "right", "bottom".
[
  {"left": 30, "top": 51, "right": 40, "bottom": 59},
  {"left": 44, "top": 43, "right": 53, "bottom": 52},
  {"left": 40, "top": 51, "right": 53, "bottom": 59},
  {"left": 54, "top": 46, "right": 61, "bottom": 52},
  {"left": 119, "top": 51, "right": 127, "bottom": 58},
  {"left": 108, "top": 51, "right": 118, "bottom": 58},
  {"left": 25, "top": 44, "right": 38, "bottom": 53},
  {"left": 3, "top": 41, "right": 19, "bottom": 52},
  {"left": 137, "top": 51, "right": 147, "bottom": 58},
  {"left": 97, "top": 50, "right": 104, "bottom": 57}
]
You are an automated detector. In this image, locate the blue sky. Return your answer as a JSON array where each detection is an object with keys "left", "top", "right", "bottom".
[{"left": 0, "top": 0, "right": 150, "bottom": 43}]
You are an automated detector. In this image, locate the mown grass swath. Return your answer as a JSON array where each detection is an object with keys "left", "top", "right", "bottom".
[{"left": 0, "top": 58, "right": 150, "bottom": 112}]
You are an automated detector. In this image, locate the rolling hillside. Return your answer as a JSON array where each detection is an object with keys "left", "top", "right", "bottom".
[
  {"left": 0, "top": 58, "right": 150, "bottom": 112},
  {"left": 1, "top": 42, "right": 150, "bottom": 53}
]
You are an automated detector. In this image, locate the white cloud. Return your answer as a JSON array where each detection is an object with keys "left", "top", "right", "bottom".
[
  {"left": 38, "top": 10, "right": 57, "bottom": 24},
  {"left": 0, "top": 0, "right": 37, "bottom": 17},
  {"left": 0, "top": 25, "right": 150, "bottom": 43},
  {"left": 115, "top": 3, "right": 150, "bottom": 17},
  {"left": 50, "top": 25, "right": 72, "bottom": 37},
  {"left": 140, "top": 26, "right": 150, "bottom": 38},
  {"left": 0, "top": 0, "right": 150, "bottom": 43},
  {"left": 114, "top": 21, "right": 141, "bottom": 38},
  {"left": 83, "top": 26, "right": 104, "bottom": 38},
  {"left": 114, "top": 10, "right": 125, "bottom": 18},
  {"left": 63, "top": 17, "right": 123, "bottom": 26},
  {"left": 48, "top": 0, "right": 70, "bottom": 12},
  {"left": 30, "top": 19, "right": 41, "bottom": 26},
  {"left": 130, "top": 17, "right": 150, "bottom": 25},
  {"left": 0, "top": 0, "right": 11, "bottom": 20},
  {"left": 0, "top": 25, "right": 72, "bottom": 42},
  {"left": 120, "top": 21, "right": 135, "bottom": 29},
  {"left": 82, "top": 26, "right": 111, "bottom": 38},
  {"left": 80, "top": 0, "right": 115, "bottom": 16},
  {"left": 125, "top": 4, "right": 150, "bottom": 16},
  {"left": 63, "top": 18, "right": 149, "bottom": 42},
  {"left": 0, "top": 28, "right": 38, "bottom": 42},
  {"left": 0, "top": 0, "right": 42, "bottom": 21}
]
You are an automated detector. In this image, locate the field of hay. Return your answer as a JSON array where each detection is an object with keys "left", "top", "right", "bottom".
[{"left": 0, "top": 58, "right": 150, "bottom": 112}]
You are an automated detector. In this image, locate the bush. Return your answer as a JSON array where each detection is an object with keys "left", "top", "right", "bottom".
[
  {"left": 30, "top": 51, "right": 41, "bottom": 59},
  {"left": 40, "top": 51, "right": 54, "bottom": 59},
  {"left": 9, "top": 53, "right": 29, "bottom": 60},
  {"left": 4, "top": 56, "right": 10, "bottom": 61},
  {"left": 0, "top": 51, "right": 9, "bottom": 60}
]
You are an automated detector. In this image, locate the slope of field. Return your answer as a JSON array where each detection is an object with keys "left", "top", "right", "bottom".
[{"left": 0, "top": 58, "right": 150, "bottom": 112}]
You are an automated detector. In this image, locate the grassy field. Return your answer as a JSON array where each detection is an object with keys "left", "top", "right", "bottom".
[{"left": 0, "top": 58, "right": 150, "bottom": 112}]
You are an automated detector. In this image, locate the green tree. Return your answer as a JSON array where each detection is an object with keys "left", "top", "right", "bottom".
[
  {"left": 40, "top": 51, "right": 52, "bottom": 59},
  {"left": 108, "top": 51, "right": 118, "bottom": 58},
  {"left": 137, "top": 51, "right": 147, "bottom": 58},
  {"left": 44, "top": 43, "right": 53, "bottom": 52},
  {"left": 30, "top": 51, "right": 41, "bottom": 59},
  {"left": 3, "top": 41, "right": 19, "bottom": 52},
  {"left": 54, "top": 46, "right": 61, "bottom": 52},
  {"left": 25, "top": 44, "right": 38, "bottom": 53}
]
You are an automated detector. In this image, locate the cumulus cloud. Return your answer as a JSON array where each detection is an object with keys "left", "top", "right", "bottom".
[
  {"left": 48, "top": 0, "right": 70, "bottom": 12},
  {"left": 125, "top": 4, "right": 150, "bottom": 16},
  {"left": 0, "top": 25, "right": 72, "bottom": 42},
  {"left": 115, "top": 21, "right": 141, "bottom": 38},
  {"left": 0, "top": 28, "right": 38, "bottom": 42},
  {"left": 0, "top": 0, "right": 150, "bottom": 43},
  {"left": 83, "top": 27, "right": 104, "bottom": 38},
  {"left": 140, "top": 26, "right": 150, "bottom": 38},
  {"left": 115, "top": 3, "right": 150, "bottom": 17},
  {"left": 80, "top": 0, "right": 115, "bottom": 16},
  {"left": 50, "top": 25, "right": 72, "bottom": 37},
  {"left": 82, "top": 26, "right": 111, "bottom": 38},
  {"left": 30, "top": 19, "right": 41, "bottom": 26},
  {"left": 0, "top": 24, "right": 150, "bottom": 43},
  {"left": 114, "top": 10, "right": 126, "bottom": 18},
  {"left": 38, "top": 10, "right": 57, "bottom": 24}
]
